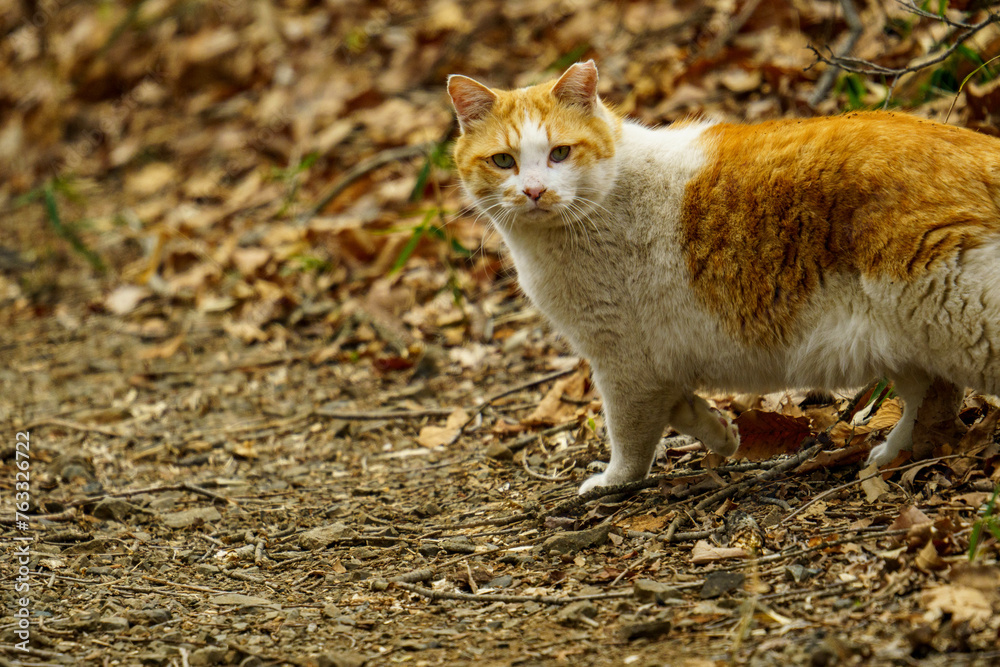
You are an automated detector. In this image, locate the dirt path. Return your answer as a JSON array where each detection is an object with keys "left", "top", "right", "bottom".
[{"left": 3, "top": 305, "right": 1000, "bottom": 666}]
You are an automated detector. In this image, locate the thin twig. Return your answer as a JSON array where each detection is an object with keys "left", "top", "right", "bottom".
[
  {"left": 777, "top": 453, "right": 967, "bottom": 526},
  {"left": 609, "top": 553, "right": 652, "bottom": 587},
  {"left": 693, "top": 442, "right": 824, "bottom": 512},
  {"left": 542, "top": 453, "right": 819, "bottom": 520},
  {"left": 810, "top": 0, "right": 866, "bottom": 105},
  {"left": 223, "top": 412, "right": 312, "bottom": 433},
  {"left": 461, "top": 368, "right": 577, "bottom": 430},
  {"left": 390, "top": 568, "right": 435, "bottom": 584},
  {"left": 837, "top": 378, "right": 882, "bottom": 424},
  {"left": 702, "top": 0, "right": 765, "bottom": 59},
  {"left": 26, "top": 417, "right": 123, "bottom": 437},
  {"left": 66, "top": 481, "right": 238, "bottom": 508},
  {"left": 181, "top": 481, "right": 238, "bottom": 505},
  {"left": 305, "top": 143, "right": 433, "bottom": 220},
  {"left": 708, "top": 528, "right": 911, "bottom": 572},
  {"left": 142, "top": 576, "right": 233, "bottom": 595},
  {"left": 757, "top": 580, "right": 862, "bottom": 603},
  {"left": 808, "top": 11, "right": 1000, "bottom": 84},
  {"left": 313, "top": 407, "right": 455, "bottom": 420},
  {"left": 663, "top": 515, "right": 683, "bottom": 543},
  {"left": 392, "top": 581, "right": 632, "bottom": 605},
  {"left": 894, "top": 0, "right": 978, "bottom": 29},
  {"left": 0, "top": 644, "right": 72, "bottom": 662},
  {"left": 425, "top": 511, "right": 535, "bottom": 531},
  {"left": 521, "top": 453, "right": 574, "bottom": 482},
  {"left": 507, "top": 420, "right": 579, "bottom": 454},
  {"left": 304, "top": 118, "right": 455, "bottom": 222},
  {"left": 659, "top": 529, "right": 714, "bottom": 544},
  {"left": 0, "top": 508, "right": 77, "bottom": 525}
]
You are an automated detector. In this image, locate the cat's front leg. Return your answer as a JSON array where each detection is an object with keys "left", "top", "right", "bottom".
[
  {"left": 667, "top": 393, "right": 740, "bottom": 457},
  {"left": 866, "top": 374, "right": 933, "bottom": 467},
  {"left": 578, "top": 381, "right": 673, "bottom": 495}
]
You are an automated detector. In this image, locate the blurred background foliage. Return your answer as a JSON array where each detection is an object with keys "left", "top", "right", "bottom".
[{"left": 2, "top": 0, "right": 1000, "bottom": 348}]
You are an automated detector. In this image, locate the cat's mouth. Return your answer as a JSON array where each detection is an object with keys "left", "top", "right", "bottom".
[{"left": 522, "top": 196, "right": 563, "bottom": 215}]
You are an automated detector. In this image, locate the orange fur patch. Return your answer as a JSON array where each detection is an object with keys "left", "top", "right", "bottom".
[{"left": 681, "top": 112, "right": 1000, "bottom": 347}]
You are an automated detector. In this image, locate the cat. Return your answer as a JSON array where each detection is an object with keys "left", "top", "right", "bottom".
[{"left": 447, "top": 60, "right": 1000, "bottom": 494}]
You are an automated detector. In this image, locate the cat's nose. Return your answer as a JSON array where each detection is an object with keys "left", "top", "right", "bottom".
[{"left": 523, "top": 186, "right": 546, "bottom": 202}]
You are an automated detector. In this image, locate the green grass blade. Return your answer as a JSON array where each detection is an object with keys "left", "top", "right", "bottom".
[{"left": 43, "top": 184, "right": 106, "bottom": 273}]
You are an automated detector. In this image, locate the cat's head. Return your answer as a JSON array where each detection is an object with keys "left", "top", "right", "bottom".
[{"left": 448, "top": 61, "right": 621, "bottom": 230}]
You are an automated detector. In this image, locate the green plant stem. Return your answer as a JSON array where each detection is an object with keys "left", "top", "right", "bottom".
[{"left": 43, "top": 184, "right": 105, "bottom": 273}]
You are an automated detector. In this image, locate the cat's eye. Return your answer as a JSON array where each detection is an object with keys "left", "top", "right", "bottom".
[
  {"left": 550, "top": 145, "right": 571, "bottom": 162},
  {"left": 491, "top": 153, "right": 515, "bottom": 169}
]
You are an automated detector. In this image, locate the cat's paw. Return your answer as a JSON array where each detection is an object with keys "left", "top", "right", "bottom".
[
  {"left": 866, "top": 441, "right": 899, "bottom": 468},
  {"left": 707, "top": 415, "right": 740, "bottom": 457},
  {"left": 867, "top": 427, "right": 914, "bottom": 467},
  {"left": 578, "top": 471, "right": 610, "bottom": 495}
]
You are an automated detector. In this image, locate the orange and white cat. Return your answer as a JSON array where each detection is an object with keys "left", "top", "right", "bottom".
[{"left": 448, "top": 61, "right": 1000, "bottom": 494}]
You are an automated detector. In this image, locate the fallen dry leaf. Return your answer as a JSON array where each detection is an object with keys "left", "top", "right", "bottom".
[
  {"left": 912, "top": 378, "right": 966, "bottom": 460},
  {"left": 690, "top": 540, "right": 748, "bottom": 564},
  {"left": 914, "top": 540, "right": 946, "bottom": 572},
  {"left": 732, "top": 410, "right": 813, "bottom": 461},
  {"left": 865, "top": 397, "right": 903, "bottom": 431},
  {"left": 417, "top": 408, "right": 468, "bottom": 448},
  {"left": 231, "top": 247, "right": 272, "bottom": 277},
  {"left": 137, "top": 333, "right": 185, "bottom": 360},
  {"left": 888, "top": 505, "right": 934, "bottom": 532},
  {"left": 921, "top": 585, "right": 993, "bottom": 628},
  {"left": 860, "top": 463, "right": 891, "bottom": 503},
  {"left": 523, "top": 373, "right": 586, "bottom": 426},
  {"left": 105, "top": 285, "right": 152, "bottom": 315},
  {"left": 617, "top": 514, "right": 670, "bottom": 533}
]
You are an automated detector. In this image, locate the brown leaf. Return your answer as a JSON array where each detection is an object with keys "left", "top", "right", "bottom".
[
  {"left": 865, "top": 398, "right": 903, "bottom": 431},
  {"left": 137, "top": 333, "right": 185, "bottom": 360},
  {"left": 912, "top": 378, "right": 966, "bottom": 460},
  {"left": 105, "top": 285, "right": 152, "bottom": 315},
  {"left": 618, "top": 514, "right": 670, "bottom": 533},
  {"left": 949, "top": 562, "right": 1000, "bottom": 602},
  {"left": 416, "top": 409, "right": 468, "bottom": 448},
  {"left": 795, "top": 440, "right": 869, "bottom": 473},
  {"left": 888, "top": 505, "right": 933, "bottom": 532},
  {"left": 231, "top": 247, "right": 272, "bottom": 277},
  {"left": 690, "top": 540, "right": 748, "bottom": 564},
  {"left": 230, "top": 441, "right": 258, "bottom": 459},
  {"left": 953, "top": 491, "right": 991, "bottom": 508},
  {"left": 732, "top": 410, "right": 813, "bottom": 461},
  {"left": 921, "top": 585, "right": 993, "bottom": 628},
  {"left": 718, "top": 68, "right": 761, "bottom": 93},
  {"left": 183, "top": 27, "right": 240, "bottom": 64},
  {"left": 914, "top": 541, "right": 946, "bottom": 572},
  {"left": 899, "top": 461, "right": 939, "bottom": 488},
  {"left": 860, "top": 463, "right": 890, "bottom": 503},
  {"left": 492, "top": 420, "right": 525, "bottom": 436},
  {"left": 965, "top": 77, "right": 1000, "bottom": 123},
  {"left": 417, "top": 425, "right": 460, "bottom": 448},
  {"left": 523, "top": 374, "right": 586, "bottom": 426},
  {"left": 127, "top": 162, "right": 177, "bottom": 196},
  {"left": 797, "top": 500, "right": 828, "bottom": 520},
  {"left": 957, "top": 405, "right": 1000, "bottom": 454}
]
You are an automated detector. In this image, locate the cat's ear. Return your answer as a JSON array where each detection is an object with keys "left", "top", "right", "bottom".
[
  {"left": 448, "top": 75, "right": 497, "bottom": 132},
  {"left": 552, "top": 60, "right": 599, "bottom": 111}
]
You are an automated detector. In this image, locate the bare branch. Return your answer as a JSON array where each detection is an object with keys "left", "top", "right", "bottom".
[
  {"left": 808, "top": 4, "right": 1000, "bottom": 105},
  {"left": 894, "top": 0, "right": 978, "bottom": 29},
  {"left": 810, "top": 0, "right": 866, "bottom": 105}
]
